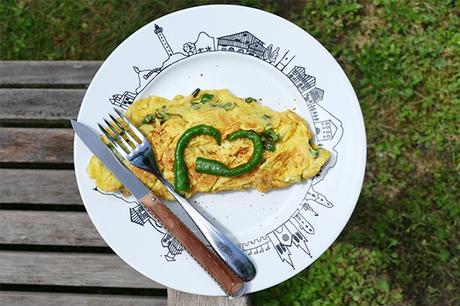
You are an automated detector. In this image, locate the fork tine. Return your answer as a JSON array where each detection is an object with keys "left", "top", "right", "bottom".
[
  {"left": 109, "top": 114, "right": 140, "bottom": 145},
  {"left": 98, "top": 123, "right": 129, "bottom": 156},
  {"left": 113, "top": 108, "right": 145, "bottom": 140},
  {"left": 103, "top": 118, "right": 133, "bottom": 151}
]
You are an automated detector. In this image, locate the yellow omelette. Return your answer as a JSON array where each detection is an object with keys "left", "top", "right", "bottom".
[{"left": 87, "top": 89, "right": 330, "bottom": 201}]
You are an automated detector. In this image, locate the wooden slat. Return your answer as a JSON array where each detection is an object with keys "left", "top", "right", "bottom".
[
  {"left": 0, "top": 89, "right": 84, "bottom": 120},
  {"left": 0, "top": 169, "right": 82, "bottom": 205},
  {"left": 0, "top": 251, "right": 164, "bottom": 288},
  {"left": 0, "top": 61, "right": 101, "bottom": 87},
  {"left": 167, "top": 289, "right": 250, "bottom": 306},
  {"left": 0, "top": 210, "right": 105, "bottom": 246},
  {"left": 0, "top": 291, "right": 166, "bottom": 306},
  {"left": 0, "top": 128, "right": 73, "bottom": 163}
]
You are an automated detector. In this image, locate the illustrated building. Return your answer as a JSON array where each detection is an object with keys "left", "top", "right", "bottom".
[
  {"left": 308, "top": 87, "right": 324, "bottom": 103},
  {"left": 110, "top": 91, "right": 137, "bottom": 108},
  {"left": 288, "top": 66, "right": 316, "bottom": 95},
  {"left": 275, "top": 50, "right": 295, "bottom": 72},
  {"left": 154, "top": 24, "right": 173, "bottom": 57},
  {"left": 129, "top": 205, "right": 150, "bottom": 226},
  {"left": 315, "top": 120, "right": 337, "bottom": 141},
  {"left": 217, "top": 31, "right": 266, "bottom": 57},
  {"left": 161, "top": 233, "right": 184, "bottom": 261}
]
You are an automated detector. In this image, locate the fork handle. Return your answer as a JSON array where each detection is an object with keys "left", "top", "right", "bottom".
[{"left": 140, "top": 191, "right": 245, "bottom": 297}]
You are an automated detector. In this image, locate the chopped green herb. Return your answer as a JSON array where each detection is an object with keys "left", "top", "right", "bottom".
[
  {"left": 222, "top": 103, "right": 236, "bottom": 111},
  {"left": 260, "top": 128, "right": 280, "bottom": 152},
  {"left": 264, "top": 128, "right": 280, "bottom": 143},
  {"left": 153, "top": 107, "right": 169, "bottom": 124},
  {"left": 142, "top": 114, "right": 156, "bottom": 124},
  {"left": 262, "top": 114, "right": 271, "bottom": 121},
  {"left": 143, "top": 107, "right": 182, "bottom": 125},
  {"left": 245, "top": 97, "right": 257, "bottom": 103},
  {"left": 201, "top": 93, "right": 214, "bottom": 104},
  {"left": 309, "top": 148, "right": 320, "bottom": 159},
  {"left": 261, "top": 135, "right": 276, "bottom": 152},
  {"left": 209, "top": 102, "right": 236, "bottom": 111},
  {"left": 192, "top": 88, "right": 201, "bottom": 97}
]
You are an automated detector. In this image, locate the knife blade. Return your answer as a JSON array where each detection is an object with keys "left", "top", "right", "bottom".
[
  {"left": 71, "top": 120, "right": 149, "bottom": 199},
  {"left": 71, "top": 120, "right": 245, "bottom": 297}
]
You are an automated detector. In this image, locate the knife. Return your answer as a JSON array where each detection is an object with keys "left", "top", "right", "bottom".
[{"left": 71, "top": 120, "right": 245, "bottom": 297}]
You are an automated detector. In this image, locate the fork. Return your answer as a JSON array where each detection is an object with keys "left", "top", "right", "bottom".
[{"left": 99, "top": 108, "right": 256, "bottom": 282}]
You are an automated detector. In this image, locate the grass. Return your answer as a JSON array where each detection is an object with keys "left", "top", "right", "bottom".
[{"left": 2, "top": 0, "right": 459, "bottom": 304}]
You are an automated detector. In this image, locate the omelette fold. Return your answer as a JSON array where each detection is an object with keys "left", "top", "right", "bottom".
[{"left": 87, "top": 89, "right": 330, "bottom": 201}]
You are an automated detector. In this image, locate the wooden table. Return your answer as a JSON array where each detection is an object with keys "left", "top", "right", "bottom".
[{"left": 0, "top": 61, "right": 250, "bottom": 306}]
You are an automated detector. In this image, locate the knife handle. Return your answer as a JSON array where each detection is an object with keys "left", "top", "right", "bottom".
[{"left": 140, "top": 192, "right": 245, "bottom": 297}]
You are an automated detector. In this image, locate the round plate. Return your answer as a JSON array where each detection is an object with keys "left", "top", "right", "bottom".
[{"left": 74, "top": 5, "right": 366, "bottom": 295}]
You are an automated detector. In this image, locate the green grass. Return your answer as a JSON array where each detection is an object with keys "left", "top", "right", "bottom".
[{"left": 2, "top": 0, "right": 459, "bottom": 304}]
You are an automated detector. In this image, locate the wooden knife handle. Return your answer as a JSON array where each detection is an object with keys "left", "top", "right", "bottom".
[{"left": 140, "top": 191, "right": 244, "bottom": 297}]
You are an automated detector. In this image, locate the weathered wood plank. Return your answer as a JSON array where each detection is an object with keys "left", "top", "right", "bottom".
[
  {"left": 167, "top": 289, "right": 251, "bottom": 306},
  {"left": 0, "top": 61, "right": 101, "bottom": 87},
  {"left": 0, "top": 169, "right": 82, "bottom": 205},
  {"left": 0, "top": 210, "right": 105, "bottom": 246},
  {"left": 0, "top": 89, "right": 84, "bottom": 121},
  {"left": 0, "top": 251, "right": 164, "bottom": 288},
  {"left": 0, "top": 128, "right": 73, "bottom": 163},
  {"left": 0, "top": 291, "right": 166, "bottom": 306}
]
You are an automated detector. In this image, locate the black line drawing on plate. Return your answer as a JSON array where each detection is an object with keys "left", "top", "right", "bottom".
[
  {"left": 95, "top": 188, "right": 185, "bottom": 261},
  {"left": 130, "top": 203, "right": 185, "bottom": 261},
  {"left": 217, "top": 31, "right": 279, "bottom": 64},
  {"left": 184, "top": 31, "right": 216, "bottom": 55},
  {"left": 101, "top": 24, "right": 344, "bottom": 266},
  {"left": 129, "top": 203, "right": 185, "bottom": 261},
  {"left": 242, "top": 208, "right": 314, "bottom": 269},
  {"left": 283, "top": 64, "right": 344, "bottom": 183},
  {"left": 155, "top": 24, "right": 188, "bottom": 69},
  {"left": 275, "top": 50, "right": 296, "bottom": 72}
]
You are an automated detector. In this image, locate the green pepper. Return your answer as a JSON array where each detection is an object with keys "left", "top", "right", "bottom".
[
  {"left": 201, "top": 93, "right": 214, "bottom": 104},
  {"left": 174, "top": 125, "right": 222, "bottom": 191},
  {"left": 245, "top": 97, "right": 257, "bottom": 103},
  {"left": 195, "top": 130, "right": 264, "bottom": 177}
]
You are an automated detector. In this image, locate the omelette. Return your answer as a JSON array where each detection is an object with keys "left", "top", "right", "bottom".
[{"left": 87, "top": 89, "right": 330, "bottom": 201}]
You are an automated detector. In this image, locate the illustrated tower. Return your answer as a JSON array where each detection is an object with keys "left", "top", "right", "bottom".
[{"left": 154, "top": 24, "right": 173, "bottom": 57}]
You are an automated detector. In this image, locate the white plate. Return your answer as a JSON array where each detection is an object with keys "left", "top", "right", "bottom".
[{"left": 74, "top": 5, "right": 366, "bottom": 296}]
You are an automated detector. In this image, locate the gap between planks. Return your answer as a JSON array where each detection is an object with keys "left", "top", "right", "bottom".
[
  {"left": 0, "top": 251, "right": 163, "bottom": 289},
  {"left": 0, "top": 291, "right": 166, "bottom": 306}
]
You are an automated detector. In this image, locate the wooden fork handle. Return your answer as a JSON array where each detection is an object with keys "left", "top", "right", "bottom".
[{"left": 140, "top": 191, "right": 245, "bottom": 297}]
